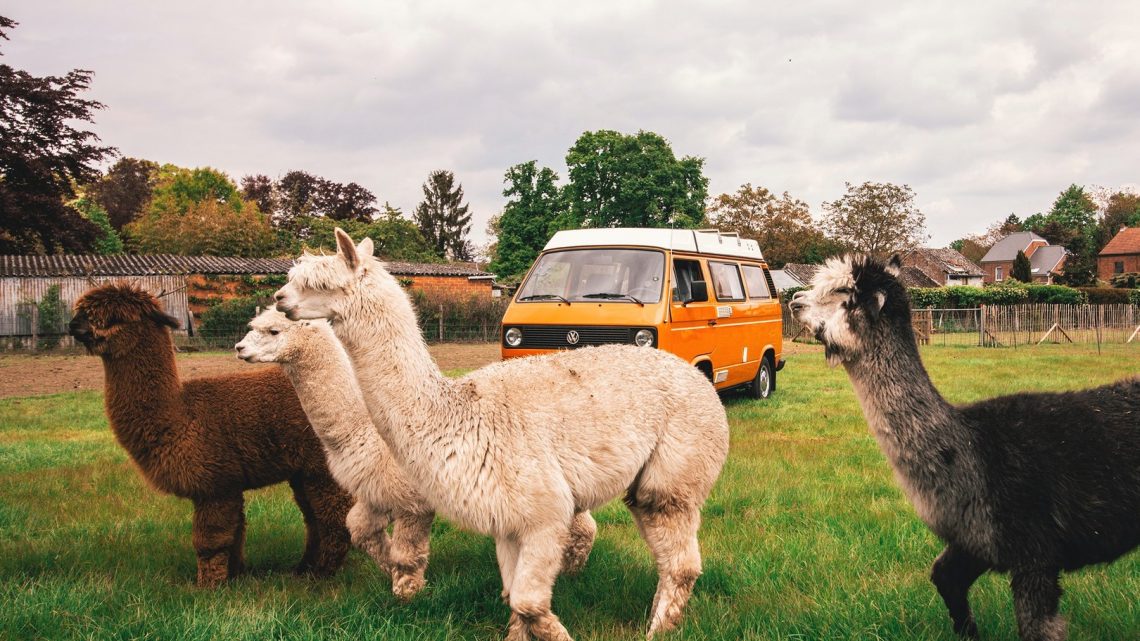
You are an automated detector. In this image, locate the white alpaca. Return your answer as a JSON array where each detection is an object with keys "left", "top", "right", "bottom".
[
  {"left": 234, "top": 309, "right": 598, "bottom": 600},
  {"left": 273, "top": 229, "right": 729, "bottom": 641}
]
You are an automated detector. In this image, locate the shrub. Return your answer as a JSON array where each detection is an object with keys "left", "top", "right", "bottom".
[
  {"left": 779, "top": 286, "right": 808, "bottom": 303},
  {"left": 1023, "top": 284, "right": 1086, "bottom": 304},
  {"left": 197, "top": 296, "right": 271, "bottom": 345},
  {"left": 1110, "top": 273, "right": 1140, "bottom": 289},
  {"left": 1131, "top": 289, "right": 1140, "bottom": 306},
  {"left": 1079, "top": 288, "right": 1134, "bottom": 304},
  {"left": 908, "top": 288, "right": 947, "bottom": 308},
  {"left": 409, "top": 289, "right": 510, "bottom": 342}
]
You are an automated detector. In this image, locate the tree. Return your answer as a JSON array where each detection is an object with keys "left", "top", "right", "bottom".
[
  {"left": 489, "top": 161, "right": 566, "bottom": 277},
  {"left": 318, "top": 181, "right": 377, "bottom": 222},
  {"left": 0, "top": 16, "right": 116, "bottom": 254},
  {"left": 951, "top": 214, "right": 1023, "bottom": 263},
  {"left": 1094, "top": 191, "right": 1140, "bottom": 251},
  {"left": 275, "top": 170, "right": 323, "bottom": 227},
  {"left": 1025, "top": 185, "right": 1098, "bottom": 285},
  {"left": 240, "top": 174, "right": 275, "bottom": 218},
  {"left": 87, "top": 157, "right": 158, "bottom": 230},
  {"left": 707, "top": 184, "right": 840, "bottom": 267},
  {"left": 563, "top": 130, "right": 708, "bottom": 229},
  {"left": 71, "top": 197, "right": 123, "bottom": 254},
  {"left": 820, "top": 181, "right": 928, "bottom": 258},
  {"left": 288, "top": 204, "right": 436, "bottom": 261},
  {"left": 414, "top": 169, "right": 473, "bottom": 261},
  {"left": 1011, "top": 250, "right": 1032, "bottom": 282}
]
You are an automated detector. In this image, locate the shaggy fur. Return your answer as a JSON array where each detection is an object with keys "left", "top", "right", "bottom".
[
  {"left": 235, "top": 311, "right": 599, "bottom": 597},
  {"left": 273, "top": 230, "right": 729, "bottom": 641},
  {"left": 69, "top": 284, "right": 353, "bottom": 587},
  {"left": 790, "top": 255, "right": 1140, "bottom": 641}
]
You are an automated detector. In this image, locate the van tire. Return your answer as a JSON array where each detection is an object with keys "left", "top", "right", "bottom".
[{"left": 748, "top": 356, "right": 774, "bottom": 400}]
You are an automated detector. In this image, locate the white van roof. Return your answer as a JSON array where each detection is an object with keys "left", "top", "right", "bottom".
[{"left": 544, "top": 228, "right": 765, "bottom": 261}]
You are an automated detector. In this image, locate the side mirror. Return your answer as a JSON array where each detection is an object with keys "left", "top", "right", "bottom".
[{"left": 689, "top": 281, "right": 709, "bottom": 303}]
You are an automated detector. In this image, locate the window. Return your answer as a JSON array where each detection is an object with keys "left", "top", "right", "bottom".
[
  {"left": 741, "top": 265, "right": 771, "bottom": 299},
  {"left": 517, "top": 249, "right": 665, "bottom": 303},
  {"left": 995, "top": 266, "right": 1004, "bottom": 281},
  {"left": 672, "top": 258, "right": 704, "bottom": 302},
  {"left": 708, "top": 261, "right": 745, "bottom": 301},
  {"left": 1115, "top": 261, "right": 1125, "bottom": 274}
]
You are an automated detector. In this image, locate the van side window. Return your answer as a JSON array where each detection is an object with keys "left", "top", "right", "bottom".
[
  {"left": 741, "top": 265, "right": 771, "bottom": 299},
  {"left": 672, "top": 259, "right": 704, "bottom": 302},
  {"left": 709, "top": 261, "right": 745, "bottom": 301}
]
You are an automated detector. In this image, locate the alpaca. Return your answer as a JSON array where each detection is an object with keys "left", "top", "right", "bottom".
[
  {"left": 789, "top": 254, "right": 1140, "bottom": 641},
  {"left": 234, "top": 310, "right": 601, "bottom": 598},
  {"left": 272, "top": 229, "right": 729, "bottom": 641},
  {"left": 68, "top": 283, "right": 353, "bottom": 587}
]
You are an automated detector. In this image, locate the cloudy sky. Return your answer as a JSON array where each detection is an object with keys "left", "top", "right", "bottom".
[{"left": 7, "top": 1, "right": 1139, "bottom": 250}]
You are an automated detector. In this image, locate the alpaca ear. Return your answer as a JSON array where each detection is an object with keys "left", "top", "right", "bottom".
[
  {"left": 886, "top": 254, "right": 902, "bottom": 277},
  {"left": 150, "top": 309, "right": 181, "bottom": 329},
  {"left": 335, "top": 228, "right": 360, "bottom": 270},
  {"left": 357, "top": 237, "right": 374, "bottom": 259}
]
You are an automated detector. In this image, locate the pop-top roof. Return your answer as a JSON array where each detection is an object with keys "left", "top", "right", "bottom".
[{"left": 544, "top": 228, "right": 764, "bottom": 261}]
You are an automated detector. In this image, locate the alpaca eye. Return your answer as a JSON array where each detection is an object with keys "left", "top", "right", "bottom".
[
  {"left": 270, "top": 330, "right": 280, "bottom": 336},
  {"left": 835, "top": 287, "right": 853, "bottom": 295}
]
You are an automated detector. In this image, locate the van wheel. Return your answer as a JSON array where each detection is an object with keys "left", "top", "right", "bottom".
[{"left": 748, "top": 357, "right": 774, "bottom": 400}]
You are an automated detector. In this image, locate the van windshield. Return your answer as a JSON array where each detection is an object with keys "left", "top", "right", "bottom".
[{"left": 517, "top": 249, "right": 665, "bottom": 304}]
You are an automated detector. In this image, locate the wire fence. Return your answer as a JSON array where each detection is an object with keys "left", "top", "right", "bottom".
[{"left": 783, "top": 303, "right": 1140, "bottom": 347}]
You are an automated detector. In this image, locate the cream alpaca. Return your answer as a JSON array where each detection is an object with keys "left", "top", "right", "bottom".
[
  {"left": 235, "top": 310, "right": 435, "bottom": 599},
  {"left": 274, "top": 229, "right": 729, "bottom": 641}
]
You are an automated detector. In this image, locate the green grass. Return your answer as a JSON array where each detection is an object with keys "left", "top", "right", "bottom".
[{"left": 1, "top": 344, "right": 1138, "bottom": 640}]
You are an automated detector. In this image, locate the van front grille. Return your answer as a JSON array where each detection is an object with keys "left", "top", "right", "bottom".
[{"left": 506, "top": 325, "right": 648, "bottom": 349}]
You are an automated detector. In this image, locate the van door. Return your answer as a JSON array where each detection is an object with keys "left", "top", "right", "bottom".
[
  {"left": 666, "top": 257, "right": 717, "bottom": 379},
  {"left": 706, "top": 260, "right": 756, "bottom": 387}
]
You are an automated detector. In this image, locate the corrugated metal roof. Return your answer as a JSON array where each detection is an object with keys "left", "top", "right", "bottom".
[
  {"left": 979, "top": 232, "right": 1048, "bottom": 262},
  {"left": 0, "top": 255, "right": 492, "bottom": 278},
  {"left": 781, "top": 263, "right": 820, "bottom": 285},
  {"left": 1099, "top": 227, "right": 1140, "bottom": 256}
]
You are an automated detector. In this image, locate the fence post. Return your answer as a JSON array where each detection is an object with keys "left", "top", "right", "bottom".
[
  {"left": 978, "top": 304, "right": 985, "bottom": 347},
  {"left": 438, "top": 304, "right": 444, "bottom": 342},
  {"left": 30, "top": 305, "right": 39, "bottom": 352}
]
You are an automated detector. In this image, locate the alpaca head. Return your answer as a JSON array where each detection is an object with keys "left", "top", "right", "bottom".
[
  {"left": 232, "top": 307, "right": 319, "bottom": 362},
  {"left": 275, "top": 228, "right": 402, "bottom": 322},
  {"left": 69, "top": 283, "right": 181, "bottom": 357},
  {"left": 788, "top": 254, "right": 911, "bottom": 366}
]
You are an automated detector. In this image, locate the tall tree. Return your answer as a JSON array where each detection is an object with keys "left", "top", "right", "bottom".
[
  {"left": 240, "top": 174, "right": 275, "bottom": 217},
  {"left": 275, "top": 170, "right": 323, "bottom": 227},
  {"left": 88, "top": 157, "right": 158, "bottom": 230},
  {"left": 1024, "top": 185, "right": 1098, "bottom": 285},
  {"left": 1011, "top": 250, "right": 1032, "bottom": 282},
  {"left": 564, "top": 130, "right": 708, "bottom": 229},
  {"left": 489, "top": 161, "right": 566, "bottom": 277},
  {"left": 820, "top": 181, "right": 928, "bottom": 258},
  {"left": 0, "top": 16, "right": 116, "bottom": 254},
  {"left": 1094, "top": 191, "right": 1140, "bottom": 251},
  {"left": 319, "top": 181, "right": 377, "bottom": 222},
  {"left": 707, "top": 183, "right": 841, "bottom": 267},
  {"left": 71, "top": 197, "right": 123, "bottom": 255},
  {"left": 414, "top": 169, "right": 472, "bottom": 261}
]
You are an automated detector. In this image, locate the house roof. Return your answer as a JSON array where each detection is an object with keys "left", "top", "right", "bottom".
[
  {"left": 769, "top": 269, "right": 805, "bottom": 291},
  {"left": 1029, "top": 245, "right": 1066, "bottom": 275},
  {"left": 781, "top": 263, "right": 820, "bottom": 285},
  {"left": 0, "top": 255, "right": 492, "bottom": 279},
  {"left": 899, "top": 266, "right": 940, "bottom": 288},
  {"left": 902, "top": 248, "right": 984, "bottom": 277},
  {"left": 1099, "top": 227, "right": 1140, "bottom": 256},
  {"left": 980, "top": 231, "right": 1048, "bottom": 263}
]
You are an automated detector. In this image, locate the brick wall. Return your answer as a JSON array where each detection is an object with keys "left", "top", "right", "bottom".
[
  {"left": 1098, "top": 255, "right": 1140, "bottom": 281},
  {"left": 407, "top": 275, "right": 492, "bottom": 297},
  {"left": 982, "top": 261, "right": 1013, "bottom": 284}
]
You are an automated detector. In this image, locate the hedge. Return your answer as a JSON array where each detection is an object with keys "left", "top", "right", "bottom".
[
  {"left": 1110, "top": 273, "right": 1140, "bottom": 289},
  {"left": 198, "top": 295, "right": 272, "bottom": 341},
  {"left": 1077, "top": 288, "right": 1135, "bottom": 304},
  {"left": 1132, "top": 289, "right": 1140, "bottom": 306}
]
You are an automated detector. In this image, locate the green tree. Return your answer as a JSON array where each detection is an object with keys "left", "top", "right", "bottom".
[
  {"left": 564, "top": 130, "right": 708, "bottom": 229},
  {"left": 71, "top": 197, "right": 123, "bottom": 254},
  {"left": 1012, "top": 250, "right": 1032, "bottom": 282},
  {"left": 0, "top": 16, "right": 116, "bottom": 254},
  {"left": 289, "top": 204, "right": 437, "bottom": 262},
  {"left": 820, "top": 181, "right": 928, "bottom": 258},
  {"left": 1025, "top": 185, "right": 1098, "bottom": 285},
  {"left": 88, "top": 157, "right": 158, "bottom": 230},
  {"left": 707, "top": 184, "right": 839, "bottom": 267},
  {"left": 489, "top": 161, "right": 566, "bottom": 277},
  {"left": 414, "top": 169, "right": 473, "bottom": 260},
  {"left": 1095, "top": 191, "right": 1140, "bottom": 251}
]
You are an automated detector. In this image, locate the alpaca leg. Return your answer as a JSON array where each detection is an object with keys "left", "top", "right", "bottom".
[
  {"left": 290, "top": 476, "right": 352, "bottom": 577},
  {"left": 346, "top": 501, "right": 393, "bottom": 572},
  {"left": 227, "top": 508, "right": 247, "bottom": 578},
  {"left": 508, "top": 528, "right": 573, "bottom": 641},
  {"left": 191, "top": 495, "right": 244, "bottom": 588},
  {"left": 930, "top": 544, "right": 988, "bottom": 638},
  {"left": 496, "top": 537, "right": 521, "bottom": 604},
  {"left": 560, "top": 510, "right": 597, "bottom": 575},
  {"left": 1010, "top": 567, "right": 1066, "bottom": 641},
  {"left": 627, "top": 502, "right": 702, "bottom": 639},
  {"left": 389, "top": 509, "right": 435, "bottom": 600}
]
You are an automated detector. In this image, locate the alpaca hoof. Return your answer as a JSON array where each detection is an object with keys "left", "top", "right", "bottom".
[
  {"left": 392, "top": 571, "right": 426, "bottom": 601},
  {"left": 955, "top": 618, "right": 979, "bottom": 639}
]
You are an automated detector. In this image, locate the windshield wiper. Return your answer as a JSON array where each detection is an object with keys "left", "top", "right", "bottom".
[
  {"left": 581, "top": 292, "right": 644, "bottom": 306},
  {"left": 519, "top": 294, "right": 571, "bottom": 304}
]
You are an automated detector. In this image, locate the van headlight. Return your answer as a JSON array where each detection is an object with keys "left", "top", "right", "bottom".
[
  {"left": 504, "top": 327, "right": 523, "bottom": 347},
  {"left": 634, "top": 329, "right": 655, "bottom": 347}
]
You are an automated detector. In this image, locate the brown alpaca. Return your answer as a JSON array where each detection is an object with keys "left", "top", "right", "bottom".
[{"left": 69, "top": 283, "right": 353, "bottom": 587}]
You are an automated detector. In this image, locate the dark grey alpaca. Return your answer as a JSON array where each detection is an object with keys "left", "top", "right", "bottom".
[{"left": 789, "top": 254, "right": 1140, "bottom": 641}]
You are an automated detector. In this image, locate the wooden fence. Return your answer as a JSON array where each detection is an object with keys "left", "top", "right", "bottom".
[{"left": 784, "top": 304, "right": 1140, "bottom": 347}]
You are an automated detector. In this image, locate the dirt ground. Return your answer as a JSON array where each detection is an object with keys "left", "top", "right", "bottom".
[{"left": 0, "top": 343, "right": 502, "bottom": 399}]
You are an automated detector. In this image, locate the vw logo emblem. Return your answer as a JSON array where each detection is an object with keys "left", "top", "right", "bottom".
[{"left": 566, "top": 330, "right": 580, "bottom": 345}]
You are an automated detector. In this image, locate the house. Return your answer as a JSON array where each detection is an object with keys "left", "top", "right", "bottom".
[
  {"left": 900, "top": 248, "right": 984, "bottom": 286},
  {"left": 773, "top": 261, "right": 937, "bottom": 290},
  {"left": 1097, "top": 227, "right": 1140, "bottom": 281},
  {"left": 0, "top": 255, "right": 494, "bottom": 341},
  {"left": 978, "top": 232, "right": 1067, "bottom": 284}
]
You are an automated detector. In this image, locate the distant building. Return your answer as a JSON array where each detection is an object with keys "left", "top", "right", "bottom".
[
  {"left": 978, "top": 232, "right": 1066, "bottom": 284},
  {"left": 900, "top": 248, "right": 984, "bottom": 287},
  {"left": 772, "top": 261, "right": 937, "bottom": 290},
  {"left": 1097, "top": 227, "right": 1140, "bottom": 281}
]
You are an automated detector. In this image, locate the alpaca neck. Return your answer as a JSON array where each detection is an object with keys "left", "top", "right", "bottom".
[
  {"left": 280, "top": 339, "right": 374, "bottom": 455},
  {"left": 101, "top": 331, "right": 189, "bottom": 466}
]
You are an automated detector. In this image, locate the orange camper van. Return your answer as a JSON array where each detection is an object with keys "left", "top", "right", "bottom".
[{"left": 500, "top": 228, "right": 784, "bottom": 398}]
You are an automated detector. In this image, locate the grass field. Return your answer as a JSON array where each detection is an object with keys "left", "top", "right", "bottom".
[{"left": 1, "top": 344, "right": 1138, "bottom": 640}]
